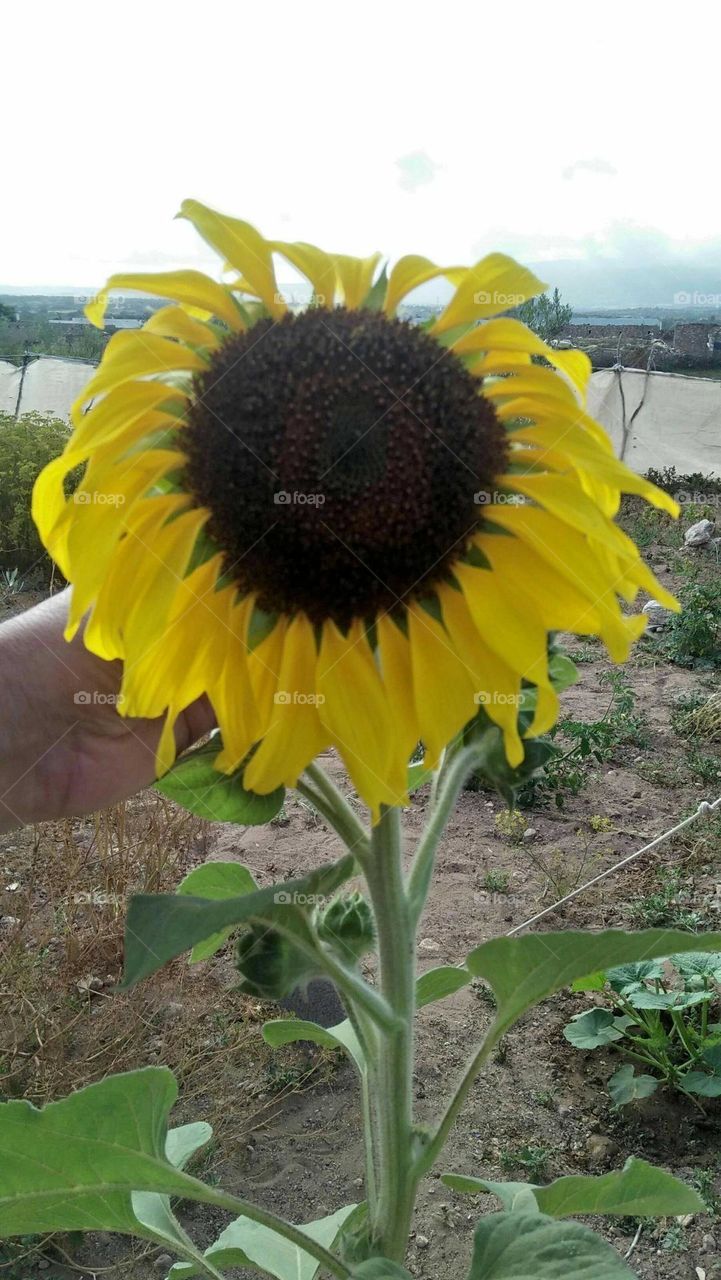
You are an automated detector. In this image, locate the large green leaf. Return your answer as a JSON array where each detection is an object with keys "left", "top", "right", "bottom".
[
  {"left": 607, "top": 1064, "right": 658, "bottom": 1106},
  {"left": 563, "top": 1009, "right": 629, "bottom": 1049},
  {"left": 683, "top": 1071, "right": 721, "bottom": 1097},
  {"left": 262, "top": 1017, "right": 365, "bottom": 1073},
  {"left": 122, "top": 855, "right": 355, "bottom": 986},
  {"left": 155, "top": 736, "right": 285, "bottom": 824},
  {"left": 416, "top": 965, "right": 471, "bottom": 1007},
  {"left": 168, "top": 1202, "right": 359, "bottom": 1280},
  {"left": 444, "top": 1157, "right": 702, "bottom": 1219},
  {"left": 177, "top": 861, "right": 258, "bottom": 962},
  {"left": 132, "top": 1122, "right": 214, "bottom": 1259},
  {"left": 466, "top": 1212, "right": 634, "bottom": 1278},
  {"left": 0, "top": 1069, "right": 227, "bottom": 1238},
  {"left": 465, "top": 928, "right": 721, "bottom": 1042}
]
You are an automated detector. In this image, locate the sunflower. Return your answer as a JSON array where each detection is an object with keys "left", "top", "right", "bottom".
[{"left": 33, "top": 200, "right": 679, "bottom": 818}]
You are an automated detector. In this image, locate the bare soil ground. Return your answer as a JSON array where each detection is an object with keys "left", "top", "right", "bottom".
[{"left": 2, "top": 500, "right": 721, "bottom": 1279}]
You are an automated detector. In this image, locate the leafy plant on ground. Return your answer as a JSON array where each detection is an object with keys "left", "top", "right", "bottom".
[
  {"left": 663, "top": 580, "right": 721, "bottom": 667},
  {"left": 493, "top": 810, "right": 527, "bottom": 844},
  {"left": 522, "top": 827, "right": 605, "bottom": 901},
  {"left": 673, "top": 690, "right": 721, "bottom": 741},
  {"left": 520, "top": 669, "right": 649, "bottom": 808},
  {"left": 627, "top": 866, "right": 707, "bottom": 931},
  {"left": 565, "top": 953, "right": 721, "bottom": 1105},
  {"left": 0, "top": 412, "right": 71, "bottom": 579}
]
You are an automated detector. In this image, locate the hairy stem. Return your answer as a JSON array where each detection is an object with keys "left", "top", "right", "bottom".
[
  {"left": 299, "top": 762, "right": 370, "bottom": 861},
  {"left": 364, "top": 807, "right": 417, "bottom": 1261},
  {"left": 407, "top": 744, "right": 485, "bottom": 927}
]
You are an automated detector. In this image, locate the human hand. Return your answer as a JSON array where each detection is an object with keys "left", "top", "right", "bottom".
[{"left": 0, "top": 591, "right": 214, "bottom": 832}]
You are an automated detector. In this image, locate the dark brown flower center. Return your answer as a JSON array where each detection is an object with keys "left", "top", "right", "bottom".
[{"left": 182, "top": 307, "right": 507, "bottom": 627}]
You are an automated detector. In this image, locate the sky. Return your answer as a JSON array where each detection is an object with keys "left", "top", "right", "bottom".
[{"left": 3, "top": 0, "right": 721, "bottom": 301}]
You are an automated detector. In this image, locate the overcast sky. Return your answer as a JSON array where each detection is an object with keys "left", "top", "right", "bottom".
[{"left": 3, "top": 0, "right": 720, "bottom": 292}]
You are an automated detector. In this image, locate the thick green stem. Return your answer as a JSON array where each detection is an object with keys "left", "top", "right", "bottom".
[
  {"left": 364, "top": 807, "right": 417, "bottom": 1262},
  {"left": 408, "top": 744, "right": 485, "bottom": 927},
  {"left": 299, "top": 762, "right": 370, "bottom": 862}
]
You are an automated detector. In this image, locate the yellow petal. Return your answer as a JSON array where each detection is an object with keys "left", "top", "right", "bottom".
[
  {"left": 177, "top": 200, "right": 285, "bottom": 318},
  {"left": 317, "top": 619, "right": 399, "bottom": 816},
  {"left": 244, "top": 614, "right": 328, "bottom": 792},
  {"left": 510, "top": 415, "right": 679, "bottom": 514},
  {"left": 145, "top": 305, "right": 222, "bottom": 350},
  {"left": 247, "top": 617, "right": 288, "bottom": 731},
  {"left": 406, "top": 603, "right": 477, "bottom": 766},
  {"left": 453, "top": 560, "right": 552, "bottom": 695},
  {"left": 271, "top": 240, "right": 337, "bottom": 309},
  {"left": 333, "top": 252, "right": 382, "bottom": 309},
  {"left": 77, "top": 331, "right": 208, "bottom": 411},
  {"left": 84, "top": 269, "right": 244, "bottom": 332},
  {"left": 439, "top": 584, "right": 524, "bottom": 765},
  {"left": 70, "top": 377, "right": 185, "bottom": 440},
  {"left": 214, "top": 594, "right": 261, "bottom": 772},
  {"left": 433, "top": 257, "right": 546, "bottom": 335},
  {"left": 83, "top": 499, "right": 207, "bottom": 662},
  {"left": 383, "top": 255, "right": 466, "bottom": 317},
  {"left": 376, "top": 612, "right": 420, "bottom": 778},
  {"left": 453, "top": 317, "right": 590, "bottom": 394},
  {"left": 61, "top": 455, "right": 186, "bottom": 619}
]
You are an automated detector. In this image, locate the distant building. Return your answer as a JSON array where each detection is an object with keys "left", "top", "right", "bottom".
[{"left": 673, "top": 322, "right": 721, "bottom": 358}]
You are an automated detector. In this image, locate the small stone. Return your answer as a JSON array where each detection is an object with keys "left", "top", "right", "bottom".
[
  {"left": 0, "top": 915, "right": 19, "bottom": 931},
  {"left": 701, "top": 1233, "right": 717, "bottom": 1253},
  {"left": 76, "top": 975, "right": 103, "bottom": 994},
  {"left": 419, "top": 938, "right": 440, "bottom": 952},
  {"left": 522, "top": 827, "right": 537, "bottom": 843},
  {"left": 685, "top": 518, "right": 715, "bottom": 547},
  {"left": 642, "top": 598, "right": 673, "bottom": 630},
  {"left": 353, "top": 1176, "right": 363, "bottom": 1187},
  {"left": 416, "top": 1234, "right": 430, "bottom": 1249},
  {"left": 154, "top": 1254, "right": 173, "bottom": 1270},
  {"left": 160, "top": 1000, "right": 184, "bottom": 1022},
  {"left": 584, "top": 1134, "right": 618, "bottom": 1166},
  {"left": 38, "top": 1263, "right": 51, "bottom": 1271}
]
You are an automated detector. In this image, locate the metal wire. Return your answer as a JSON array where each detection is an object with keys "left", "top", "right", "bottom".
[{"left": 508, "top": 795, "right": 721, "bottom": 936}]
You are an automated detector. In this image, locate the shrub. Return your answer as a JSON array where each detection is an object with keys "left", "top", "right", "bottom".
[
  {"left": 0, "top": 411, "right": 70, "bottom": 581},
  {"left": 664, "top": 581, "right": 721, "bottom": 667}
]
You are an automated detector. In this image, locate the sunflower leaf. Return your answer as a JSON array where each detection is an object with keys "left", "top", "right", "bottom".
[
  {"left": 262, "top": 1017, "right": 365, "bottom": 1073},
  {"left": 167, "top": 1202, "right": 360, "bottom": 1279},
  {"left": 416, "top": 965, "right": 471, "bottom": 1007},
  {"left": 155, "top": 736, "right": 285, "bottom": 825},
  {"left": 177, "top": 861, "right": 258, "bottom": 962},
  {"left": 466, "top": 1212, "right": 634, "bottom": 1277},
  {"left": 465, "top": 928, "right": 721, "bottom": 1043},
  {"left": 0, "top": 1068, "right": 217, "bottom": 1241},
  {"left": 443, "top": 1157, "right": 703, "bottom": 1219},
  {"left": 122, "top": 855, "right": 356, "bottom": 986}
]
